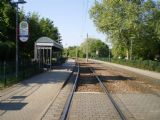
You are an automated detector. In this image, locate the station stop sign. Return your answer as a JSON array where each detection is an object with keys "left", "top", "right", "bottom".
[{"left": 19, "top": 21, "right": 29, "bottom": 42}]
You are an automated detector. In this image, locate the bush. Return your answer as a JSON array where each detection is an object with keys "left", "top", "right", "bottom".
[{"left": 95, "top": 57, "right": 160, "bottom": 72}]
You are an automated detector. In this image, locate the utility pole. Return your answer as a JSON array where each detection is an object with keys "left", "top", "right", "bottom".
[
  {"left": 76, "top": 37, "right": 78, "bottom": 60},
  {"left": 106, "top": 39, "right": 111, "bottom": 62},
  {"left": 86, "top": 33, "right": 88, "bottom": 62},
  {"left": 15, "top": 3, "right": 18, "bottom": 79},
  {"left": 76, "top": 46, "right": 78, "bottom": 60},
  {"left": 109, "top": 48, "right": 110, "bottom": 62},
  {"left": 130, "top": 38, "right": 133, "bottom": 60}
]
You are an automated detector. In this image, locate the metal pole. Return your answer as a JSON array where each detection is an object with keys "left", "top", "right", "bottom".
[
  {"left": 38, "top": 48, "right": 41, "bottom": 68},
  {"left": 46, "top": 49, "right": 48, "bottom": 64},
  {"left": 109, "top": 49, "right": 110, "bottom": 62},
  {"left": 4, "top": 61, "right": 6, "bottom": 86},
  {"left": 130, "top": 39, "right": 132, "bottom": 60},
  {"left": 16, "top": 3, "right": 19, "bottom": 79},
  {"left": 76, "top": 37, "right": 78, "bottom": 60},
  {"left": 86, "top": 33, "right": 88, "bottom": 62},
  {"left": 76, "top": 46, "right": 78, "bottom": 60},
  {"left": 50, "top": 48, "right": 52, "bottom": 70},
  {"left": 43, "top": 48, "right": 44, "bottom": 68}
]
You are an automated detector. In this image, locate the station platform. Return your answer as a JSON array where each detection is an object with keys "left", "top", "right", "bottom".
[{"left": 0, "top": 59, "right": 75, "bottom": 120}]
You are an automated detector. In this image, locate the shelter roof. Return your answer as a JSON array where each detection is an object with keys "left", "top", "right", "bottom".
[{"left": 35, "top": 37, "right": 63, "bottom": 50}]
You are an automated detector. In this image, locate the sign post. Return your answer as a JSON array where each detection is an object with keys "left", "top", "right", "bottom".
[{"left": 19, "top": 21, "right": 29, "bottom": 42}]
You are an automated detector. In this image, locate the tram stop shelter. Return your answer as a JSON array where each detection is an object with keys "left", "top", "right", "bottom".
[{"left": 34, "top": 37, "right": 63, "bottom": 69}]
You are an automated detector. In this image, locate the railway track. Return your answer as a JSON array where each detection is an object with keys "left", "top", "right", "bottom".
[
  {"left": 89, "top": 60, "right": 160, "bottom": 97},
  {"left": 41, "top": 64, "right": 78, "bottom": 120},
  {"left": 1, "top": 60, "right": 159, "bottom": 120},
  {"left": 60, "top": 62, "right": 126, "bottom": 120},
  {"left": 90, "top": 68, "right": 126, "bottom": 120},
  {"left": 0, "top": 61, "right": 76, "bottom": 120},
  {"left": 60, "top": 64, "right": 79, "bottom": 120}
]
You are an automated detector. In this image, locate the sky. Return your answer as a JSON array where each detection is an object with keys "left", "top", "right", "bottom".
[{"left": 19, "top": 0, "right": 106, "bottom": 48}]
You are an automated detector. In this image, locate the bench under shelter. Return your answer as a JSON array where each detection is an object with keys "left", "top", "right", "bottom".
[{"left": 34, "top": 37, "right": 63, "bottom": 69}]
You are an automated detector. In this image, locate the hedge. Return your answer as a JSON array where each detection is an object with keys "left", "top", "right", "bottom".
[{"left": 94, "top": 57, "right": 160, "bottom": 72}]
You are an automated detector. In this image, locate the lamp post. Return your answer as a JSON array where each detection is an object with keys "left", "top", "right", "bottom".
[{"left": 12, "top": 0, "right": 27, "bottom": 79}]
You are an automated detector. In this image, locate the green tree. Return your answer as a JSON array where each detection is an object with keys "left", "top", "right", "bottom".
[
  {"left": 80, "top": 38, "right": 109, "bottom": 58},
  {"left": 0, "top": 1, "right": 62, "bottom": 61},
  {"left": 39, "top": 18, "right": 61, "bottom": 42},
  {"left": 0, "top": 0, "right": 16, "bottom": 61},
  {"left": 67, "top": 46, "right": 77, "bottom": 58},
  {"left": 90, "top": 0, "right": 160, "bottom": 60}
]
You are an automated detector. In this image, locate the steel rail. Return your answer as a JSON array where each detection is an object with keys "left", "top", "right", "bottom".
[
  {"left": 40, "top": 66, "right": 76, "bottom": 120},
  {"left": 60, "top": 64, "right": 79, "bottom": 120},
  {"left": 90, "top": 68, "right": 127, "bottom": 120}
]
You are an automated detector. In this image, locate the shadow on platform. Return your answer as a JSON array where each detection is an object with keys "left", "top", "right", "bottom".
[{"left": 0, "top": 102, "right": 27, "bottom": 110}]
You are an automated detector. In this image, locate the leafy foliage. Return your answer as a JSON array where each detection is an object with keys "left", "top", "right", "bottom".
[
  {"left": 80, "top": 38, "right": 109, "bottom": 58},
  {"left": 0, "top": 0, "right": 62, "bottom": 61},
  {"left": 66, "top": 46, "right": 77, "bottom": 58},
  {"left": 90, "top": 0, "right": 160, "bottom": 61}
]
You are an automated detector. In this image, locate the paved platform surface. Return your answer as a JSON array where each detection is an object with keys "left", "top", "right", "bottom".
[
  {"left": 0, "top": 59, "right": 75, "bottom": 120},
  {"left": 41, "top": 79, "right": 73, "bottom": 120},
  {"left": 68, "top": 92, "right": 121, "bottom": 120},
  {"left": 90, "top": 59, "right": 160, "bottom": 80},
  {"left": 113, "top": 93, "right": 160, "bottom": 120}
]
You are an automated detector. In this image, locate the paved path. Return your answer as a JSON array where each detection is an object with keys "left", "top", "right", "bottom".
[
  {"left": 113, "top": 93, "right": 160, "bottom": 120},
  {"left": 89, "top": 59, "right": 160, "bottom": 119},
  {"left": 90, "top": 59, "right": 160, "bottom": 80},
  {"left": 68, "top": 92, "right": 121, "bottom": 120},
  {"left": 41, "top": 78, "right": 73, "bottom": 120},
  {"left": 0, "top": 59, "right": 75, "bottom": 120}
]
